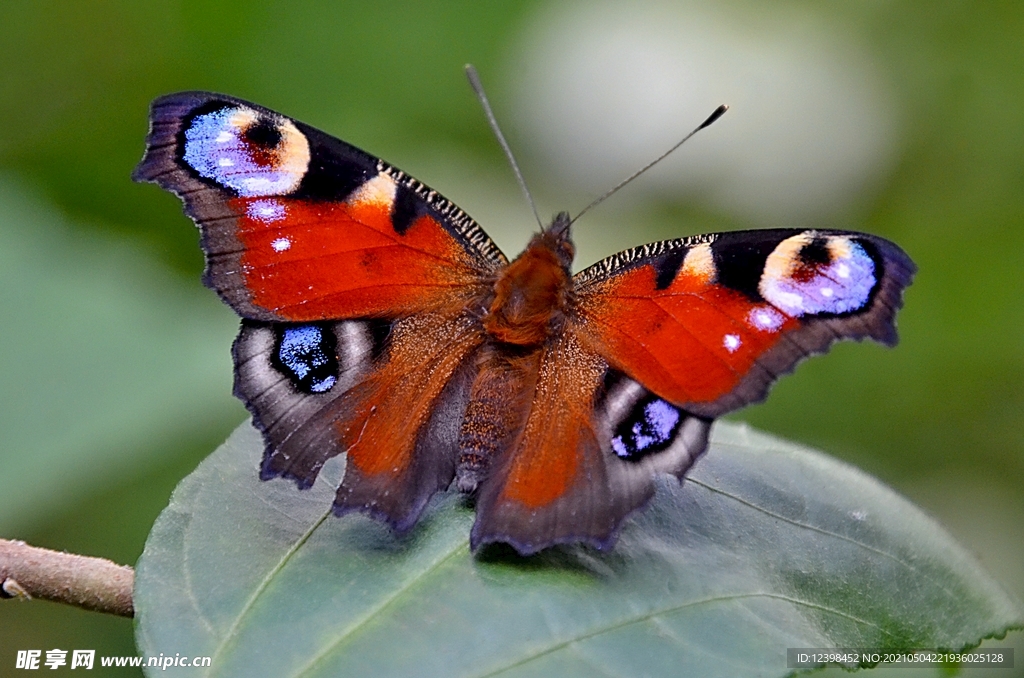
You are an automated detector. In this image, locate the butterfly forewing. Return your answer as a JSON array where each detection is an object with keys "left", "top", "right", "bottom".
[
  {"left": 135, "top": 92, "right": 504, "bottom": 531},
  {"left": 134, "top": 91, "right": 505, "bottom": 323},
  {"left": 572, "top": 229, "right": 916, "bottom": 418},
  {"left": 469, "top": 333, "right": 712, "bottom": 554}
]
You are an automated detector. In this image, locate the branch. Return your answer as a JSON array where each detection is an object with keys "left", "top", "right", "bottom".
[{"left": 0, "top": 538, "right": 134, "bottom": 618}]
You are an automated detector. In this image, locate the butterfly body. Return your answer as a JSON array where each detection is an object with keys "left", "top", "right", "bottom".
[
  {"left": 483, "top": 215, "right": 573, "bottom": 347},
  {"left": 135, "top": 92, "right": 915, "bottom": 554}
]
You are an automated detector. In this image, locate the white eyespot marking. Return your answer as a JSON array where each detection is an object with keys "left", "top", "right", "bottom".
[
  {"left": 681, "top": 243, "right": 716, "bottom": 282},
  {"left": 759, "top": 231, "right": 877, "bottom": 317},
  {"left": 760, "top": 232, "right": 812, "bottom": 288},
  {"left": 748, "top": 305, "right": 786, "bottom": 332},
  {"left": 349, "top": 172, "right": 397, "bottom": 209},
  {"left": 850, "top": 510, "right": 867, "bottom": 521},
  {"left": 723, "top": 334, "right": 741, "bottom": 352},
  {"left": 247, "top": 199, "right": 286, "bottom": 223},
  {"left": 271, "top": 238, "right": 291, "bottom": 252},
  {"left": 183, "top": 105, "right": 311, "bottom": 197}
]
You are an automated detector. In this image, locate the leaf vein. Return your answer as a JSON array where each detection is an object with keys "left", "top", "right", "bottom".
[
  {"left": 180, "top": 510, "right": 220, "bottom": 645},
  {"left": 473, "top": 592, "right": 884, "bottom": 678},
  {"left": 289, "top": 541, "right": 469, "bottom": 678},
  {"left": 206, "top": 509, "right": 332, "bottom": 676},
  {"left": 685, "top": 476, "right": 960, "bottom": 601}
]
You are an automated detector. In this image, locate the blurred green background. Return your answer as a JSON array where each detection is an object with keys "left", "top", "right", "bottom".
[{"left": 1, "top": 1, "right": 1021, "bottom": 675}]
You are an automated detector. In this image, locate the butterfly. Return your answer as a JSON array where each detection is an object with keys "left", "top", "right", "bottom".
[{"left": 134, "top": 91, "right": 915, "bottom": 555}]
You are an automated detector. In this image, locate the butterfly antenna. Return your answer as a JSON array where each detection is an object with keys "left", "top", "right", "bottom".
[
  {"left": 465, "top": 64, "right": 544, "bottom": 229},
  {"left": 571, "top": 104, "right": 729, "bottom": 225}
]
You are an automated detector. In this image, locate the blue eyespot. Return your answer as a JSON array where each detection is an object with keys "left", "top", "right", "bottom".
[
  {"left": 182, "top": 106, "right": 309, "bottom": 196},
  {"left": 760, "top": 236, "right": 877, "bottom": 317},
  {"left": 275, "top": 325, "right": 338, "bottom": 394},
  {"left": 611, "top": 397, "right": 682, "bottom": 461}
]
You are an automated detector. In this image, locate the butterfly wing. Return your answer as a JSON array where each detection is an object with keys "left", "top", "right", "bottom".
[
  {"left": 470, "top": 334, "right": 711, "bottom": 554},
  {"left": 135, "top": 92, "right": 502, "bottom": 529},
  {"left": 133, "top": 91, "right": 506, "bottom": 322},
  {"left": 572, "top": 229, "right": 916, "bottom": 418},
  {"left": 472, "top": 228, "right": 914, "bottom": 552},
  {"left": 233, "top": 313, "right": 482, "bottom": 531}
]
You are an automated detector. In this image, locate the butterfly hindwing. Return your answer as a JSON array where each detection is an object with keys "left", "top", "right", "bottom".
[
  {"left": 572, "top": 229, "right": 916, "bottom": 418},
  {"left": 327, "top": 313, "right": 482, "bottom": 530},
  {"left": 134, "top": 91, "right": 506, "bottom": 323},
  {"left": 135, "top": 92, "right": 505, "bottom": 530},
  {"left": 235, "top": 312, "right": 484, "bottom": 531},
  {"left": 469, "top": 333, "right": 711, "bottom": 554},
  {"left": 232, "top": 319, "right": 377, "bottom": 488}
]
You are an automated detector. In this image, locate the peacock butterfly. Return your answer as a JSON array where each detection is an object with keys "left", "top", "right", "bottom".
[{"left": 133, "top": 89, "right": 915, "bottom": 555}]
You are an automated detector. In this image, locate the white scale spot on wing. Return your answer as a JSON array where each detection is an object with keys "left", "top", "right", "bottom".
[
  {"left": 680, "top": 243, "right": 716, "bottom": 282},
  {"left": 247, "top": 198, "right": 286, "bottom": 223},
  {"left": 748, "top": 305, "right": 785, "bottom": 332}
]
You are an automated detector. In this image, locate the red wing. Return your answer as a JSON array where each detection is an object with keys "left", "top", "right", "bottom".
[
  {"left": 572, "top": 229, "right": 916, "bottom": 418},
  {"left": 237, "top": 312, "right": 484, "bottom": 531},
  {"left": 329, "top": 313, "right": 482, "bottom": 529},
  {"left": 470, "top": 333, "right": 711, "bottom": 554},
  {"left": 134, "top": 92, "right": 505, "bottom": 322},
  {"left": 473, "top": 228, "right": 913, "bottom": 554}
]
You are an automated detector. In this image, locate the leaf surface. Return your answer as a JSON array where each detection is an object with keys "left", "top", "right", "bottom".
[
  {"left": 0, "top": 176, "right": 239, "bottom": 532},
  {"left": 135, "top": 421, "right": 1022, "bottom": 677}
]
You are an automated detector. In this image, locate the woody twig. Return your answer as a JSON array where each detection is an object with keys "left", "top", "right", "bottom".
[{"left": 0, "top": 538, "right": 133, "bottom": 618}]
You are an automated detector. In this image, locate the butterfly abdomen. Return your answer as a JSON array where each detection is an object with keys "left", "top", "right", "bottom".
[
  {"left": 455, "top": 349, "right": 542, "bottom": 493},
  {"left": 460, "top": 217, "right": 578, "bottom": 494}
]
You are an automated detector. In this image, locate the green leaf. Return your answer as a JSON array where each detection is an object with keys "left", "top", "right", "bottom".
[
  {"left": 0, "top": 175, "right": 240, "bottom": 533},
  {"left": 135, "top": 421, "right": 1022, "bottom": 677}
]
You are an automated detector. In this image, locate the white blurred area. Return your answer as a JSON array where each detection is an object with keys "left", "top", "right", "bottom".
[{"left": 507, "top": 0, "right": 901, "bottom": 229}]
